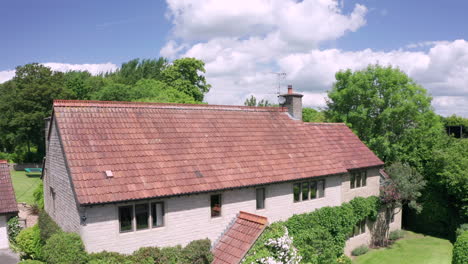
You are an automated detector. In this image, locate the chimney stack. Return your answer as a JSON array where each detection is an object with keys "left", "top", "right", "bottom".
[{"left": 279, "top": 85, "right": 303, "bottom": 120}]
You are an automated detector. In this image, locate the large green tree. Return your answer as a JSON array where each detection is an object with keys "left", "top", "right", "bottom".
[
  {"left": 108, "top": 58, "right": 167, "bottom": 85},
  {"left": 326, "top": 65, "right": 444, "bottom": 168},
  {"left": 0, "top": 63, "right": 72, "bottom": 159}
]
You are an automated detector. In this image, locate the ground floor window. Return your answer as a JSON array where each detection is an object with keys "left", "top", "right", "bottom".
[
  {"left": 211, "top": 194, "right": 221, "bottom": 217},
  {"left": 118, "top": 201, "right": 165, "bottom": 233},
  {"left": 351, "top": 218, "right": 366, "bottom": 237},
  {"left": 293, "top": 179, "right": 325, "bottom": 202},
  {"left": 256, "top": 188, "right": 265, "bottom": 209}
]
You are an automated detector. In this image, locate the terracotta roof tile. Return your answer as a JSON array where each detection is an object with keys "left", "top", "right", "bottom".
[
  {"left": 52, "top": 100, "right": 383, "bottom": 205},
  {"left": 212, "top": 212, "right": 268, "bottom": 264},
  {"left": 0, "top": 160, "right": 18, "bottom": 214}
]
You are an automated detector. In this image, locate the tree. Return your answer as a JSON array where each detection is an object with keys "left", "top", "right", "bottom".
[
  {"left": 161, "top": 58, "right": 211, "bottom": 102},
  {"left": 244, "top": 95, "right": 272, "bottom": 107},
  {"left": 64, "top": 71, "right": 93, "bottom": 100},
  {"left": 374, "top": 162, "right": 426, "bottom": 246},
  {"left": 109, "top": 58, "right": 167, "bottom": 85},
  {"left": 326, "top": 65, "right": 444, "bottom": 168},
  {"left": 0, "top": 63, "right": 72, "bottom": 160},
  {"left": 302, "top": 108, "right": 326, "bottom": 122}
]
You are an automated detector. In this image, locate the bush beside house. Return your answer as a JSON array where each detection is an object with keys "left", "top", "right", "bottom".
[
  {"left": 452, "top": 230, "right": 468, "bottom": 264},
  {"left": 242, "top": 196, "right": 380, "bottom": 263}
]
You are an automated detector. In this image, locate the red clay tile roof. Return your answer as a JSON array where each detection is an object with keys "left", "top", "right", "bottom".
[
  {"left": 0, "top": 160, "right": 18, "bottom": 214},
  {"left": 212, "top": 211, "right": 268, "bottom": 264},
  {"left": 52, "top": 100, "right": 383, "bottom": 205}
]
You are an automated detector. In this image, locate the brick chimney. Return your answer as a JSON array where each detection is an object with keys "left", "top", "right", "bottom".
[{"left": 279, "top": 85, "right": 303, "bottom": 120}]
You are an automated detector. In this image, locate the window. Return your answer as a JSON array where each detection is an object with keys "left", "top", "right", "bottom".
[
  {"left": 135, "top": 204, "right": 149, "bottom": 230},
  {"left": 350, "top": 171, "right": 367, "bottom": 189},
  {"left": 50, "top": 187, "right": 56, "bottom": 213},
  {"left": 293, "top": 183, "right": 301, "bottom": 202},
  {"left": 151, "top": 202, "right": 164, "bottom": 227},
  {"left": 119, "top": 206, "right": 133, "bottom": 232},
  {"left": 352, "top": 219, "right": 366, "bottom": 237},
  {"left": 256, "top": 188, "right": 265, "bottom": 209},
  {"left": 301, "top": 182, "right": 309, "bottom": 201},
  {"left": 211, "top": 194, "right": 221, "bottom": 217},
  {"left": 293, "top": 179, "right": 325, "bottom": 202}
]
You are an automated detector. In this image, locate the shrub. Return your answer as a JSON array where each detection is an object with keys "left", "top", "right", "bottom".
[
  {"left": 242, "top": 222, "right": 286, "bottom": 263},
  {"left": 42, "top": 232, "right": 88, "bottom": 264},
  {"left": 15, "top": 225, "right": 43, "bottom": 260},
  {"left": 159, "top": 246, "right": 183, "bottom": 264},
  {"left": 180, "top": 239, "right": 213, "bottom": 264},
  {"left": 351, "top": 245, "right": 369, "bottom": 256},
  {"left": 89, "top": 251, "right": 136, "bottom": 264},
  {"left": 336, "top": 254, "right": 352, "bottom": 264},
  {"left": 132, "top": 247, "right": 162, "bottom": 263},
  {"left": 38, "top": 210, "right": 61, "bottom": 242},
  {"left": 389, "top": 229, "right": 405, "bottom": 240},
  {"left": 452, "top": 231, "right": 468, "bottom": 264},
  {"left": 7, "top": 216, "right": 22, "bottom": 243},
  {"left": 456, "top": 223, "right": 468, "bottom": 237},
  {"left": 18, "top": 260, "right": 45, "bottom": 264},
  {"left": 33, "top": 182, "right": 44, "bottom": 210}
]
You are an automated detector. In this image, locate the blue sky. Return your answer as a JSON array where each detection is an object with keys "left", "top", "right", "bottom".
[{"left": 1, "top": 0, "right": 468, "bottom": 116}]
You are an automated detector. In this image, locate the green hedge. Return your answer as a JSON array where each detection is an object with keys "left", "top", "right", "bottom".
[
  {"left": 18, "top": 260, "right": 45, "bottom": 264},
  {"left": 16, "top": 225, "right": 43, "bottom": 260},
  {"left": 242, "top": 196, "right": 380, "bottom": 263},
  {"left": 452, "top": 231, "right": 468, "bottom": 264},
  {"left": 42, "top": 232, "right": 88, "bottom": 264},
  {"left": 38, "top": 210, "right": 61, "bottom": 242}
]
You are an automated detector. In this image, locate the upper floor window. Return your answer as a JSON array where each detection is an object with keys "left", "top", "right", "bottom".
[
  {"left": 211, "top": 194, "right": 221, "bottom": 217},
  {"left": 118, "top": 201, "right": 165, "bottom": 233},
  {"left": 256, "top": 188, "right": 265, "bottom": 210},
  {"left": 293, "top": 179, "right": 325, "bottom": 202},
  {"left": 350, "top": 171, "right": 367, "bottom": 189}
]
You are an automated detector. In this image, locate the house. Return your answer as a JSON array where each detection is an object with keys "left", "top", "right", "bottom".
[
  {"left": 0, "top": 160, "right": 18, "bottom": 249},
  {"left": 43, "top": 86, "right": 401, "bottom": 261}
]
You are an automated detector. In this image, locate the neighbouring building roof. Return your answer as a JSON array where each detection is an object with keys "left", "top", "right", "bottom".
[
  {"left": 0, "top": 160, "right": 18, "bottom": 214},
  {"left": 51, "top": 100, "right": 383, "bottom": 205},
  {"left": 212, "top": 211, "right": 268, "bottom": 264}
]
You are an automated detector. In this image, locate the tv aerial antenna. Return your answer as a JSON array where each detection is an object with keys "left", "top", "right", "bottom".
[{"left": 271, "top": 72, "right": 287, "bottom": 104}]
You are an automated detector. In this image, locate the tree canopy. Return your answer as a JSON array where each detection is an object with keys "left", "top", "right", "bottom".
[
  {"left": 326, "top": 65, "right": 444, "bottom": 168},
  {"left": 244, "top": 95, "right": 273, "bottom": 107}
]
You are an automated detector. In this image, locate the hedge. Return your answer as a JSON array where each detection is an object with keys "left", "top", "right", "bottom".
[
  {"left": 452, "top": 231, "right": 468, "bottom": 264},
  {"left": 42, "top": 232, "right": 88, "bottom": 264},
  {"left": 16, "top": 225, "right": 43, "bottom": 260},
  {"left": 38, "top": 210, "right": 61, "bottom": 242},
  {"left": 18, "top": 260, "right": 45, "bottom": 264},
  {"left": 242, "top": 196, "right": 380, "bottom": 263}
]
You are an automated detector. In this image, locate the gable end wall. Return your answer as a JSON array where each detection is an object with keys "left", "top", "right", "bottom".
[{"left": 43, "top": 119, "right": 81, "bottom": 233}]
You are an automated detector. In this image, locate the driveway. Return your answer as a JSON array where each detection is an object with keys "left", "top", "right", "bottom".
[{"left": 0, "top": 248, "right": 19, "bottom": 264}]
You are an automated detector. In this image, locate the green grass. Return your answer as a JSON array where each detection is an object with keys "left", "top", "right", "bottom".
[
  {"left": 10, "top": 169, "right": 42, "bottom": 204},
  {"left": 354, "top": 231, "right": 453, "bottom": 264}
]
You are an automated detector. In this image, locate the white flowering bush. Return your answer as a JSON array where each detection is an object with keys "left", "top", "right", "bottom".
[{"left": 256, "top": 227, "right": 301, "bottom": 264}]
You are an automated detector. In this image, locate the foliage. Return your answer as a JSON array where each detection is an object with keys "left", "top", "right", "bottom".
[
  {"left": 18, "top": 260, "right": 45, "bottom": 264},
  {"left": 326, "top": 65, "right": 444, "bottom": 169},
  {"left": 388, "top": 230, "right": 405, "bottom": 240},
  {"left": 158, "top": 246, "right": 183, "bottom": 264},
  {"left": 33, "top": 182, "right": 44, "bottom": 209},
  {"left": 15, "top": 225, "right": 43, "bottom": 260},
  {"left": 132, "top": 247, "right": 162, "bottom": 263},
  {"left": 257, "top": 227, "right": 302, "bottom": 264},
  {"left": 38, "top": 210, "right": 62, "bottom": 242},
  {"left": 180, "top": 239, "right": 213, "bottom": 264},
  {"left": 244, "top": 95, "right": 273, "bottom": 107},
  {"left": 456, "top": 224, "right": 468, "bottom": 237},
  {"left": 452, "top": 231, "right": 468, "bottom": 264},
  {"left": 243, "top": 196, "right": 380, "bottom": 264},
  {"left": 42, "top": 232, "right": 88, "bottom": 264},
  {"left": 89, "top": 251, "right": 147, "bottom": 264},
  {"left": 242, "top": 222, "right": 286, "bottom": 263},
  {"left": 336, "top": 255, "right": 352, "bottom": 264},
  {"left": 351, "top": 245, "right": 369, "bottom": 256},
  {"left": 7, "top": 216, "right": 22, "bottom": 243},
  {"left": 108, "top": 58, "right": 167, "bottom": 85},
  {"left": 302, "top": 107, "right": 326, "bottom": 122}
]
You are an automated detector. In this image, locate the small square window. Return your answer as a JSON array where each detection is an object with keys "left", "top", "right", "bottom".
[
  {"left": 293, "top": 183, "right": 301, "bottom": 202},
  {"left": 119, "top": 206, "right": 133, "bottom": 233},
  {"left": 256, "top": 188, "right": 265, "bottom": 210},
  {"left": 211, "top": 194, "right": 221, "bottom": 217},
  {"left": 151, "top": 202, "right": 164, "bottom": 227}
]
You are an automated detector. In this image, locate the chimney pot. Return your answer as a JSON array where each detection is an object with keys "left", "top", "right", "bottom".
[{"left": 288, "top": 85, "right": 293, "bottom": 94}]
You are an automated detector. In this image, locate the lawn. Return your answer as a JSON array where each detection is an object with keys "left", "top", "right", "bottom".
[
  {"left": 10, "top": 169, "right": 42, "bottom": 204},
  {"left": 353, "top": 231, "right": 453, "bottom": 264}
]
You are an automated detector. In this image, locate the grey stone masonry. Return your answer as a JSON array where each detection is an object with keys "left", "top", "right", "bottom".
[{"left": 280, "top": 85, "right": 303, "bottom": 120}]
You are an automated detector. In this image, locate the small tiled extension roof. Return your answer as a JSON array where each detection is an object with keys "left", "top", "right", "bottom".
[
  {"left": 0, "top": 160, "right": 18, "bottom": 214},
  {"left": 212, "top": 211, "right": 268, "bottom": 264},
  {"left": 51, "top": 100, "right": 383, "bottom": 205}
]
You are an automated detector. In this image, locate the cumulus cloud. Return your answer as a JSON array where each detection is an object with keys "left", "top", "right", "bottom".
[
  {"left": 161, "top": 0, "right": 468, "bottom": 117},
  {"left": 0, "top": 63, "right": 118, "bottom": 84}
]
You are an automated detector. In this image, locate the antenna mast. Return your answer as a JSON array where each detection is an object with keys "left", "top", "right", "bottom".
[{"left": 271, "top": 72, "right": 287, "bottom": 95}]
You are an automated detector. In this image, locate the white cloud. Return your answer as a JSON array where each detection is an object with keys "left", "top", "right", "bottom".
[
  {"left": 0, "top": 63, "right": 118, "bottom": 84},
  {"left": 162, "top": 0, "right": 468, "bottom": 117}
]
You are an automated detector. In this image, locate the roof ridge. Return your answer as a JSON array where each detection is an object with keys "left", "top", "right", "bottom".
[
  {"left": 304, "top": 122, "right": 347, "bottom": 126},
  {"left": 238, "top": 211, "right": 268, "bottom": 225},
  {"left": 53, "top": 99, "right": 287, "bottom": 112},
  {"left": 0, "top": 160, "right": 7, "bottom": 164}
]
